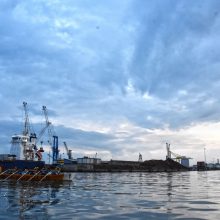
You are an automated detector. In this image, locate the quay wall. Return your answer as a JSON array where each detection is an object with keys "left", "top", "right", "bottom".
[{"left": 61, "top": 158, "right": 188, "bottom": 172}]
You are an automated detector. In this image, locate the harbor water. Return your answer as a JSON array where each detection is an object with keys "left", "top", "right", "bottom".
[{"left": 0, "top": 171, "right": 220, "bottom": 220}]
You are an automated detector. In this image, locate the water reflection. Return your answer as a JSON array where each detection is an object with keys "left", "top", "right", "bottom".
[
  {"left": 0, "top": 181, "right": 64, "bottom": 220},
  {"left": 0, "top": 171, "right": 220, "bottom": 219}
]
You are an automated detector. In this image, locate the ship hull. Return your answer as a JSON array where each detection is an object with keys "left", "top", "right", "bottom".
[{"left": 0, "top": 160, "right": 45, "bottom": 171}]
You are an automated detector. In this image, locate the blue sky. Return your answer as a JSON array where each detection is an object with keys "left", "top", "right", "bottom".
[{"left": 0, "top": 0, "right": 220, "bottom": 164}]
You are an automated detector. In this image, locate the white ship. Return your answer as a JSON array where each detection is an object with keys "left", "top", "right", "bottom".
[{"left": 10, "top": 102, "right": 44, "bottom": 161}]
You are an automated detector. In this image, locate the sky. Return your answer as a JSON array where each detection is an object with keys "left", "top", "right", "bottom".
[{"left": 0, "top": 0, "right": 220, "bottom": 165}]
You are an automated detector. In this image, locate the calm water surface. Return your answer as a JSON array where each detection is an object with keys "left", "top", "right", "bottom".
[{"left": 0, "top": 171, "right": 220, "bottom": 220}]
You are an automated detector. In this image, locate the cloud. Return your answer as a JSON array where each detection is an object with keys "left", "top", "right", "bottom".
[
  {"left": 0, "top": 0, "right": 220, "bottom": 163},
  {"left": 129, "top": 0, "right": 220, "bottom": 97}
]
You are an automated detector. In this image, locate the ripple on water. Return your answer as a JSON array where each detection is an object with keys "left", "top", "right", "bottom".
[{"left": 1, "top": 171, "right": 220, "bottom": 219}]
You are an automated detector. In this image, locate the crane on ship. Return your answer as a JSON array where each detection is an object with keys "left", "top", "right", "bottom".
[
  {"left": 22, "top": 103, "right": 57, "bottom": 161},
  {"left": 23, "top": 101, "right": 31, "bottom": 136},
  {"left": 42, "top": 106, "right": 59, "bottom": 164},
  {"left": 63, "top": 141, "right": 72, "bottom": 160},
  {"left": 10, "top": 102, "right": 43, "bottom": 160},
  {"left": 22, "top": 102, "right": 45, "bottom": 161},
  {"left": 22, "top": 102, "right": 37, "bottom": 143},
  {"left": 22, "top": 102, "right": 38, "bottom": 160},
  {"left": 36, "top": 118, "right": 51, "bottom": 143}
]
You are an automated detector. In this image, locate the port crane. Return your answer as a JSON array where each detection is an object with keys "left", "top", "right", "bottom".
[
  {"left": 166, "top": 143, "right": 192, "bottom": 165},
  {"left": 42, "top": 106, "right": 59, "bottom": 164},
  {"left": 63, "top": 141, "right": 72, "bottom": 160}
]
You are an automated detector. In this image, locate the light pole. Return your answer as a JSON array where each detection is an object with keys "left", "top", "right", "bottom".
[{"left": 204, "top": 147, "right": 207, "bottom": 170}]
